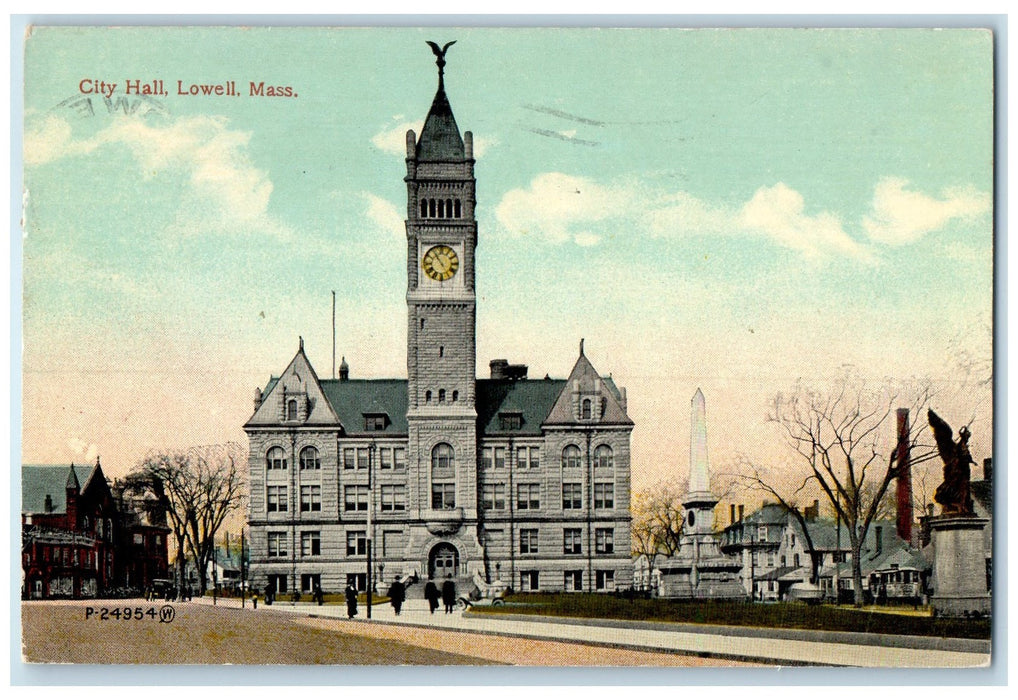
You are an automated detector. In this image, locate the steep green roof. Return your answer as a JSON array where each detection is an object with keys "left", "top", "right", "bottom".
[
  {"left": 22, "top": 464, "right": 80, "bottom": 514},
  {"left": 477, "top": 378, "right": 567, "bottom": 436},
  {"left": 320, "top": 379, "right": 409, "bottom": 436}
]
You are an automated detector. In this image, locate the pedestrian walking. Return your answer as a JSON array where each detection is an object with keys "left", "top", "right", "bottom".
[
  {"left": 345, "top": 582, "right": 359, "bottom": 619},
  {"left": 387, "top": 577, "right": 406, "bottom": 616},
  {"left": 313, "top": 584, "right": 324, "bottom": 606},
  {"left": 424, "top": 579, "right": 440, "bottom": 614},
  {"left": 441, "top": 574, "right": 457, "bottom": 614}
]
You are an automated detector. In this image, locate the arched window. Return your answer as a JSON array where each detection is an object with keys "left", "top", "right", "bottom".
[
  {"left": 594, "top": 444, "right": 613, "bottom": 470},
  {"left": 299, "top": 446, "right": 320, "bottom": 470},
  {"left": 420, "top": 200, "right": 428, "bottom": 218},
  {"left": 432, "top": 443, "right": 455, "bottom": 471},
  {"left": 428, "top": 199, "right": 436, "bottom": 217},
  {"left": 286, "top": 399, "right": 298, "bottom": 421},
  {"left": 425, "top": 390, "right": 432, "bottom": 403},
  {"left": 438, "top": 388, "right": 446, "bottom": 402},
  {"left": 454, "top": 199, "right": 462, "bottom": 218},
  {"left": 445, "top": 198, "right": 453, "bottom": 218},
  {"left": 438, "top": 199, "right": 446, "bottom": 218},
  {"left": 581, "top": 399, "right": 592, "bottom": 420},
  {"left": 266, "top": 446, "right": 287, "bottom": 470},
  {"left": 452, "top": 390, "right": 459, "bottom": 402},
  {"left": 562, "top": 444, "right": 582, "bottom": 470}
]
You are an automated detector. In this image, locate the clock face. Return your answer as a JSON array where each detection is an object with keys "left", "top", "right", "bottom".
[{"left": 422, "top": 245, "right": 460, "bottom": 282}]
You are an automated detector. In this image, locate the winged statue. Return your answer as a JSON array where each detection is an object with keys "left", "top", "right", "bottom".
[
  {"left": 928, "top": 409, "right": 975, "bottom": 516},
  {"left": 426, "top": 40, "right": 457, "bottom": 73}
]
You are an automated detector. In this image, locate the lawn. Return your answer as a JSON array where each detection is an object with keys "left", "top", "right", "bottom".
[{"left": 470, "top": 593, "right": 991, "bottom": 640}]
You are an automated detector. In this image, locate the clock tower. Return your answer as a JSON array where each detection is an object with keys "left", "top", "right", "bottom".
[{"left": 404, "top": 41, "right": 482, "bottom": 563}]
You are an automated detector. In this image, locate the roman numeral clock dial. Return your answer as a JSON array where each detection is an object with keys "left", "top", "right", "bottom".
[{"left": 422, "top": 245, "right": 459, "bottom": 282}]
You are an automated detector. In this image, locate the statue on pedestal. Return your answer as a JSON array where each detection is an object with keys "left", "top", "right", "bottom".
[{"left": 928, "top": 409, "right": 975, "bottom": 517}]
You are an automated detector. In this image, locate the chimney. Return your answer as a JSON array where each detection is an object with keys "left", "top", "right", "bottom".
[
  {"left": 874, "top": 525, "right": 883, "bottom": 558},
  {"left": 253, "top": 387, "right": 263, "bottom": 411},
  {"left": 983, "top": 457, "right": 992, "bottom": 482},
  {"left": 339, "top": 356, "right": 349, "bottom": 381},
  {"left": 490, "top": 359, "right": 509, "bottom": 380},
  {"left": 620, "top": 387, "right": 628, "bottom": 413},
  {"left": 730, "top": 504, "right": 736, "bottom": 525},
  {"left": 738, "top": 504, "right": 745, "bottom": 522},
  {"left": 895, "top": 408, "right": 913, "bottom": 543},
  {"left": 44, "top": 494, "right": 53, "bottom": 513}
]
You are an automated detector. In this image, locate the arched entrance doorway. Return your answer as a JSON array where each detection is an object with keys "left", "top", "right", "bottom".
[{"left": 429, "top": 542, "right": 459, "bottom": 580}]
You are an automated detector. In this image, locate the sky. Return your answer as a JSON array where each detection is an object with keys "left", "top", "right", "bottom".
[{"left": 20, "top": 26, "right": 994, "bottom": 500}]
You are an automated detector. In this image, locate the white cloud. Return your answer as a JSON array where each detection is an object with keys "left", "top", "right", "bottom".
[
  {"left": 738, "top": 183, "right": 874, "bottom": 262},
  {"left": 494, "top": 172, "right": 634, "bottom": 245},
  {"left": 25, "top": 113, "right": 287, "bottom": 238},
  {"left": 862, "top": 177, "right": 991, "bottom": 245},
  {"left": 363, "top": 193, "right": 405, "bottom": 238},
  {"left": 371, "top": 120, "right": 496, "bottom": 157}
]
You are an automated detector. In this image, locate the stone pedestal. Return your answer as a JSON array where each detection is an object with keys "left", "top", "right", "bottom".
[{"left": 930, "top": 516, "right": 990, "bottom": 617}]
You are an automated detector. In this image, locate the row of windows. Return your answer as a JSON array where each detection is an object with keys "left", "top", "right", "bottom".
[
  {"left": 266, "top": 481, "right": 615, "bottom": 514},
  {"left": 519, "top": 569, "right": 616, "bottom": 592},
  {"left": 266, "top": 443, "right": 616, "bottom": 473},
  {"left": 418, "top": 197, "right": 463, "bottom": 219},
  {"left": 265, "top": 527, "right": 616, "bottom": 560},
  {"left": 518, "top": 527, "right": 615, "bottom": 555},
  {"left": 424, "top": 389, "right": 459, "bottom": 403}
]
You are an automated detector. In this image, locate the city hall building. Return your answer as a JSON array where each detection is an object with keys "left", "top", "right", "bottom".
[{"left": 245, "top": 48, "right": 633, "bottom": 596}]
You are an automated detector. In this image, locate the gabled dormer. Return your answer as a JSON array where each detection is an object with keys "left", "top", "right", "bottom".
[
  {"left": 544, "top": 340, "right": 633, "bottom": 427},
  {"left": 245, "top": 338, "right": 341, "bottom": 428}
]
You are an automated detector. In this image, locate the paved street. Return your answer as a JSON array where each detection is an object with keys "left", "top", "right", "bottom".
[{"left": 192, "top": 595, "right": 990, "bottom": 668}]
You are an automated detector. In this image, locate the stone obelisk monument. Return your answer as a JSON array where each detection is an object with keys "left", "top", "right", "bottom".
[{"left": 683, "top": 388, "right": 719, "bottom": 587}]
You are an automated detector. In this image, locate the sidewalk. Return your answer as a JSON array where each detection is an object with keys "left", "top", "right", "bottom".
[{"left": 191, "top": 596, "right": 989, "bottom": 668}]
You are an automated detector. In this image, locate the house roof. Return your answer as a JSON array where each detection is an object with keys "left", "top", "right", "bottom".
[
  {"left": 476, "top": 378, "right": 566, "bottom": 436},
  {"left": 22, "top": 465, "right": 81, "bottom": 514},
  {"left": 320, "top": 379, "right": 409, "bottom": 436}
]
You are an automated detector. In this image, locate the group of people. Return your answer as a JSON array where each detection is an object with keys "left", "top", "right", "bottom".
[{"left": 341, "top": 574, "right": 459, "bottom": 619}]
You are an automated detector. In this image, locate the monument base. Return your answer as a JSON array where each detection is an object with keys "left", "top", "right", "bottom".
[{"left": 930, "top": 516, "right": 990, "bottom": 618}]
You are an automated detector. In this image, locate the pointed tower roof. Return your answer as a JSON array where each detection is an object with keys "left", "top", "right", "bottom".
[
  {"left": 416, "top": 40, "right": 465, "bottom": 161},
  {"left": 65, "top": 463, "right": 80, "bottom": 490},
  {"left": 245, "top": 338, "right": 342, "bottom": 428},
  {"left": 544, "top": 341, "right": 633, "bottom": 426}
]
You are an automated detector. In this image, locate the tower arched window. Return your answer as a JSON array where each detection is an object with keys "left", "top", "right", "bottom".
[
  {"left": 286, "top": 399, "right": 298, "bottom": 421},
  {"left": 581, "top": 399, "right": 592, "bottom": 420},
  {"left": 429, "top": 199, "right": 436, "bottom": 217},
  {"left": 594, "top": 444, "right": 614, "bottom": 470},
  {"left": 266, "top": 446, "right": 287, "bottom": 470},
  {"left": 299, "top": 446, "right": 320, "bottom": 470},
  {"left": 438, "top": 199, "right": 446, "bottom": 218},
  {"left": 562, "top": 444, "right": 582, "bottom": 470},
  {"left": 425, "top": 390, "right": 432, "bottom": 403},
  {"left": 454, "top": 199, "right": 461, "bottom": 218},
  {"left": 432, "top": 443, "right": 455, "bottom": 471},
  {"left": 445, "top": 198, "right": 453, "bottom": 218},
  {"left": 439, "top": 388, "right": 446, "bottom": 402},
  {"left": 420, "top": 200, "right": 428, "bottom": 218}
]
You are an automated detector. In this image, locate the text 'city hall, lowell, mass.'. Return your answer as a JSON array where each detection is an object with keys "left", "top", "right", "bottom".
[{"left": 245, "top": 45, "right": 634, "bottom": 596}]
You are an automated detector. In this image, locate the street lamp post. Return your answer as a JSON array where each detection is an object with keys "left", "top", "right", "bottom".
[{"left": 366, "top": 442, "right": 375, "bottom": 619}]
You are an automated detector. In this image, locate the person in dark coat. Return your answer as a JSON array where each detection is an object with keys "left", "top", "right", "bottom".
[
  {"left": 424, "top": 579, "right": 440, "bottom": 614},
  {"left": 441, "top": 574, "right": 457, "bottom": 614},
  {"left": 313, "top": 584, "right": 324, "bottom": 606},
  {"left": 344, "top": 583, "right": 359, "bottom": 619},
  {"left": 387, "top": 577, "right": 406, "bottom": 615}
]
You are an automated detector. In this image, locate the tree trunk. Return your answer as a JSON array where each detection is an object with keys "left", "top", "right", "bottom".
[{"left": 851, "top": 544, "right": 865, "bottom": 606}]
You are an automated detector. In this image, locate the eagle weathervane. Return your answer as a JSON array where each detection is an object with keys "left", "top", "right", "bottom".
[{"left": 426, "top": 40, "right": 456, "bottom": 88}]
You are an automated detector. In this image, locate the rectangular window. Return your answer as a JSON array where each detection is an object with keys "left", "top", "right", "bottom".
[
  {"left": 346, "top": 530, "right": 367, "bottom": 556},
  {"left": 516, "top": 483, "right": 540, "bottom": 510},
  {"left": 520, "top": 570, "right": 539, "bottom": 592},
  {"left": 344, "top": 485, "right": 369, "bottom": 512},
  {"left": 564, "top": 528, "right": 583, "bottom": 554},
  {"left": 343, "top": 447, "right": 356, "bottom": 470},
  {"left": 519, "top": 528, "right": 539, "bottom": 554},
  {"left": 364, "top": 415, "right": 387, "bottom": 431},
  {"left": 431, "top": 483, "right": 456, "bottom": 510},
  {"left": 393, "top": 447, "right": 407, "bottom": 470},
  {"left": 380, "top": 485, "right": 407, "bottom": 512},
  {"left": 564, "top": 570, "right": 583, "bottom": 592},
  {"left": 595, "top": 528, "right": 614, "bottom": 554},
  {"left": 300, "top": 531, "right": 321, "bottom": 557},
  {"left": 300, "top": 485, "right": 322, "bottom": 512},
  {"left": 494, "top": 446, "right": 506, "bottom": 469},
  {"left": 481, "top": 447, "right": 493, "bottom": 470},
  {"left": 596, "top": 570, "right": 616, "bottom": 592},
  {"left": 593, "top": 482, "right": 614, "bottom": 509},
  {"left": 562, "top": 483, "right": 583, "bottom": 509},
  {"left": 499, "top": 413, "right": 522, "bottom": 431},
  {"left": 356, "top": 447, "right": 369, "bottom": 469},
  {"left": 757, "top": 525, "right": 767, "bottom": 540},
  {"left": 268, "top": 574, "right": 288, "bottom": 594},
  {"left": 379, "top": 448, "right": 393, "bottom": 469},
  {"left": 481, "top": 483, "right": 506, "bottom": 510},
  {"left": 268, "top": 532, "right": 288, "bottom": 557},
  {"left": 300, "top": 573, "right": 321, "bottom": 593},
  {"left": 767, "top": 553, "right": 775, "bottom": 567},
  {"left": 517, "top": 446, "right": 540, "bottom": 469},
  {"left": 133, "top": 533, "right": 144, "bottom": 545},
  {"left": 267, "top": 485, "right": 288, "bottom": 513}
]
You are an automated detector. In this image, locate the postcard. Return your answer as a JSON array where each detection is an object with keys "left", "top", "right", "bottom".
[{"left": 17, "top": 24, "right": 995, "bottom": 673}]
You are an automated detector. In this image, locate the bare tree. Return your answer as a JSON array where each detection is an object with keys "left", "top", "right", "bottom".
[
  {"left": 133, "top": 443, "right": 247, "bottom": 595},
  {"left": 762, "top": 373, "right": 933, "bottom": 605},
  {"left": 631, "top": 480, "right": 686, "bottom": 589}
]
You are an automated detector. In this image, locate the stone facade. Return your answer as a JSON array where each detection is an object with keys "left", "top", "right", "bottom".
[{"left": 244, "top": 51, "right": 633, "bottom": 596}]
